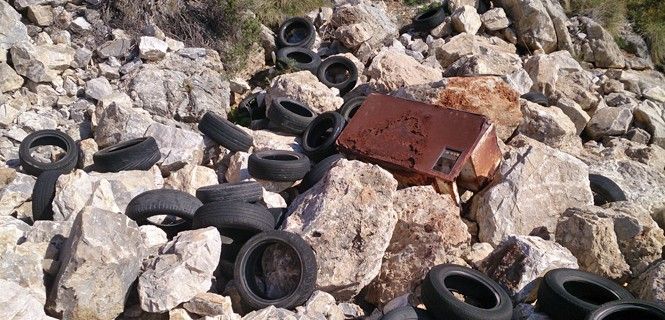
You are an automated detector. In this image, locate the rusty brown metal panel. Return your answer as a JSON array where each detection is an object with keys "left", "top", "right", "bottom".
[{"left": 336, "top": 93, "right": 501, "bottom": 192}]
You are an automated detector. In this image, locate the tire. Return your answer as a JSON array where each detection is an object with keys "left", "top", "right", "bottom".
[
  {"left": 32, "top": 170, "right": 64, "bottom": 221},
  {"left": 193, "top": 201, "right": 275, "bottom": 233},
  {"left": 317, "top": 56, "right": 358, "bottom": 97},
  {"left": 589, "top": 174, "right": 627, "bottom": 206},
  {"left": 19, "top": 130, "right": 79, "bottom": 177},
  {"left": 301, "top": 112, "right": 346, "bottom": 162},
  {"left": 299, "top": 153, "right": 344, "bottom": 191},
  {"left": 238, "top": 92, "right": 267, "bottom": 121},
  {"left": 412, "top": 6, "right": 447, "bottom": 31},
  {"left": 92, "top": 137, "right": 161, "bottom": 172},
  {"left": 267, "top": 98, "right": 317, "bottom": 135},
  {"left": 276, "top": 47, "right": 321, "bottom": 74},
  {"left": 521, "top": 91, "right": 549, "bottom": 106},
  {"left": 586, "top": 300, "right": 665, "bottom": 320},
  {"left": 234, "top": 230, "right": 317, "bottom": 310},
  {"left": 199, "top": 112, "right": 254, "bottom": 152},
  {"left": 421, "top": 264, "right": 513, "bottom": 320},
  {"left": 339, "top": 96, "right": 366, "bottom": 120},
  {"left": 382, "top": 306, "right": 433, "bottom": 320},
  {"left": 277, "top": 17, "right": 316, "bottom": 49},
  {"left": 196, "top": 181, "right": 264, "bottom": 204},
  {"left": 536, "top": 268, "right": 634, "bottom": 320},
  {"left": 125, "top": 189, "right": 203, "bottom": 237},
  {"left": 248, "top": 150, "right": 311, "bottom": 182}
]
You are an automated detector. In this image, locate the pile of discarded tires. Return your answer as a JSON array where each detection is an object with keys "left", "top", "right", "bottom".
[{"left": 382, "top": 265, "right": 665, "bottom": 320}]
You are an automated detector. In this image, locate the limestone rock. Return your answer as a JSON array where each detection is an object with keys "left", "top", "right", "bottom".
[
  {"left": 0, "top": 172, "right": 35, "bottom": 217},
  {"left": 94, "top": 102, "right": 154, "bottom": 148},
  {"left": 629, "top": 260, "right": 665, "bottom": 303},
  {"left": 634, "top": 100, "right": 665, "bottom": 148},
  {"left": 0, "top": 216, "right": 30, "bottom": 245},
  {"left": 366, "top": 48, "right": 443, "bottom": 93},
  {"left": 266, "top": 71, "right": 343, "bottom": 113},
  {"left": 585, "top": 107, "right": 633, "bottom": 140},
  {"left": 471, "top": 136, "right": 593, "bottom": 245},
  {"left": 139, "top": 225, "right": 168, "bottom": 251},
  {"left": 138, "top": 227, "right": 222, "bottom": 312},
  {"left": 146, "top": 122, "right": 205, "bottom": 169},
  {"left": 518, "top": 100, "right": 581, "bottom": 152},
  {"left": 10, "top": 43, "right": 74, "bottom": 83},
  {"left": 481, "top": 7, "right": 510, "bottom": 31},
  {"left": 555, "top": 206, "right": 630, "bottom": 280},
  {"left": 451, "top": 6, "right": 482, "bottom": 35},
  {"left": 480, "top": 235, "right": 578, "bottom": 301},
  {"left": 243, "top": 306, "right": 297, "bottom": 320},
  {"left": 225, "top": 151, "right": 251, "bottom": 183},
  {"left": 0, "top": 62, "right": 23, "bottom": 93},
  {"left": 495, "top": 0, "right": 560, "bottom": 52},
  {"left": 139, "top": 36, "right": 168, "bottom": 61},
  {"left": 0, "top": 0, "right": 29, "bottom": 52},
  {"left": 581, "top": 18, "right": 626, "bottom": 68},
  {"left": 85, "top": 77, "right": 113, "bottom": 101},
  {"left": 365, "top": 186, "right": 470, "bottom": 305},
  {"left": 555, "top": 97, "right": 590, "bottom": 135},
  {"left": 165, "top": 164, "right": 218, "bottom": 195},
  {"left": 298, "top": 291, "right": 344, "bottom": 320},
  {"left": 644, "top": 86, "right": 665, "bottom": 103},
  {"left": 283, "top": 159, "right": 399, "bottom": 300},
  {"left": 48, "top": 207, "right": 145, "bottom": 320},
  {"left": 0, "top": 240, "right": 47, "bottom": 304},
  {"left": 0, "top": 279, "right": 55, "bottom": 320},
  {"left": 246, "top": 129, "right": 302, "bottom": 153},
  {"left": 430, "top": 33, "right": 516, "bottom": 68},
  {"left": 23, "top": 220, "right": 72, "bottom": 276},
  {"left": 183, "top": 292, "right": 239, "bottom": 318},
  {"left": 27, "top": 5, "right": 53, "bottom": 27}
]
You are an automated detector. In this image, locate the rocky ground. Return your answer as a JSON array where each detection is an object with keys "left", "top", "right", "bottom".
[{"left": 1, "top": 0, "right": 665, "bottom": 319}]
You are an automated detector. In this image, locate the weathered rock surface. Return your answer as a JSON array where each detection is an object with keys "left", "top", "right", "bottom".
[
  {"left": 430, "top": 33, "right": 516, "bottom": 68},
  {"left": 0, "top": 62, "right": 24, "bottom": 93},
  {"left": 85, "top": 77, "right": 113, "bottom": 101},
  {"left": 138, "top": 227, "right": 221, "bottom": 312},
  {"left": 10, "top": 43, "right": 75, "bottom": 83},
  {"left": 480, "top": 235, "right": 578, "bottom": 301},
  {"left": 165, "top": 164, "right": 218, "bottom": 195},
  {"left": 367, "top": 48, "right": 443, "bottom": 93},
  {"left": 0, "top": 172, "right": 35, "bottom": 217},
  {"left": 94, "top": 103, "right": 154, "bottom": 148},
  {"left": 266, "top": 71, "right": 343, "bottom": 113},
  {"left": 139, "top": 36, "right": 168, "bottom": 61},
  {"left": 451, "top": 6, "right": 482, "bottom": 35},
  {"left": 585, "top": 106, "right": 633, "bottom": 140},
  {"left": 182, "top": 292, "right": 239, "bottom": 318},
  {"left": 47, "top": 207, "right": 145, "bottom": 320},
  {"left": 283, "top": 159, "right": 399, "bottom": 300},
  {"left": 471, "top": 136, "right": 593, "bottom": 245},
  {"left": 366, "top": 186, "right": 470, "bottom": 305},
  {"left": 518, "top": 100, "right": 581, "bottom": 152},
  {"left": 629, "top": 260, "right": 665, "bottom": 303},
  {"left": 573, "top": 17, "right": 625, "bottom": 69},
  {"left": 144, "top": 122, "right": 205, "bottom": 170},
  {"left": 634, "top": 100, "right": 665, "bottom": 148},
  {"left": 481, "top": 7, "right": 510, "bottom": 31},
  {"left": 0, "top": 279, "right": 56, "bottom": 320},
  {"left": 0, "top": 240, "right": 47, "bottom": 304},
  {"left": 555, "top": 97, "right": 591, "bottom": 135},
  {"left": 495, "top": 0, "right": 571, "bottom": 53},
  {"left": 0, "top": 0, "right": 30, "bottom": 52}
]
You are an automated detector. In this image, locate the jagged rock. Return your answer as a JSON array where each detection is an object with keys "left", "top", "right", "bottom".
[
  {"left": 52, "top": 167, "right": 164, "bottom": 220},
  {"left": 183, "top": 292, "right": 239, "bottom": 318},
  {"left": 644, "top": 86, "right": 665, "bottom": 103},
  {"left": 443, "top": 49, "right": 522, "bottom": 80},
  {"left": 430, "top": 33, "right": 516, "bottom": 68},
  {"left": 0, "top": 239, "right": 47, "bottom": 304},
  {"left": 495, "top": 0, "right": 571, "bottom": 53},
  {"left": 331, "top": 0, "right": 398, "bottom": 62},
  {"left": 463, "top": 242, "right": 494, "bottom": 268},
  {"left": 451, "top": 6, "right": 481, "bottom": 35},
  {"left": 265, "top": 71, "right": 343, "bottom": 113},
  {"left": 77, "top": 138, "right": 97, "bottom": 169},
  {"left": 243, "top": 306, "right": 297, "bottom": 320},
  {"left": 366, "top": 48, "right": 442, "bottom": 93},
  {"left": 431, "top": 17, "right": 453, "bottom": 38},
  {"left": 94, "top": 103, "right": 154, "bottom": 148},
  {"left": 145, "top": 122, "right": 205, "bottom": 170},
  {"left": 0, "top": 172, "right": 35, "bottom": 217},
  {"left": 597, "top": 138, "right": 665, "bottom": 170},
  {"left": 24, "top": 220, "right": 72, "bottom": 276},
  {"left": 297, "top": 291, "right": 344, "bottom": 320},
  {"left": 395, "top": 76, "right": 521, "bottom": 140},
  {"left": 0, "top": 279, "right": 56, "bottom": 320},
  {"left": 625, "top": 128, "right": 652, "bottom": 145},
  {"left": 0, "top": 216, "right": 30, "bottom": 245},
  {"left": 27, "top": 5, "right": 53, "bottom": 27},
  {"left": 138, "top": 227, "right": 221, "bottom": 312},
  {"left": 634, "top": 100, "right": 665, "bottom": 148},
  {"left": 10, "top": 43, "right": 75, "bottom": 83},
  {"left": 481, "top": 7, "right": 510, "bottom": 31},
  {"left": 245, "top": 129, "right": 302, "bottom": 153},
  {"left": 47, "top": 207, "right": 145, "bottom": 320},
  {"left": 555, "top": 206, "right": 630, "bottom": 280},
  {"left": 224, "top": 151, "right": 251, "bottom": 183},
  {"left": 0, "top": 62, "right": 23, "bottom": 93},
  {"left": 283, "top": 159, "right": 398, "bottom": 300},
  {"left": 629, "top": 260, "right": 665, "bottom": 303},
  {"left": 165, "top": 164, "right": 218, "bottom": 195},
  {"left": 480, "top": 235, "right": 578, "bottom": 302},
  {"left": 97, "top": 36, "right": 132, "bottom": 59},
  {"left": 0, "top": 0, "right": 29, "bottom": 52},
  {"left": 365, "top": 186, "right": 470, "bottom": 305},
  {"left": 139, "top": 225, "right": 168, "bottom": 252},
  {"left": 471, "top": 136, "right": 593, "bottom": 245},
  {"left": 518, "top": 100, "right": 581, "bottom": 152},
  {"left": 85, "top": 77, "right": 113, "bottom": 101},
  {"left": 555, "top": 97, "right": 590, "bottom": 135},
  {"left": 139, "top": 36, "right": 168, "bottom": 61},
  {"left": 579, "top": 17, "right": 626, "bottom": 68},
  {"left": 585, "top": 107, "right": 633, "bottom": 140}
]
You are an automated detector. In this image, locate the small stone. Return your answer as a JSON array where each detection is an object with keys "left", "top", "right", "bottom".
[
  {"left": 463, "top": 242, "right": 494, "bottom": 268},
  {"left": 243, "top": 305, "right": 297, "bottom": 320},
  {"left": 518, "top": 100, "right": 581, "bottom": 152},
  {"left": 138, "top": 225, "right": 168, "bottom": 251},
  {"left": 183, "top": 292, "right": 239, "bottom": 318},
  {"left": 27, "top": 5, "right": 53, "bottom": 27},
  {"left": 225, "top": 151, "right": 250, "bottom": 183},
  {"left": 585, "top": 106, "right": 633, "bottom": 140},
  {"left": 165, "top": 164, "right": 218, "bottom": 195},
  {"left": 481, "top": 7, "right": 509, "bottom": 31},
  {"left": 625, "top": 128, "right": 651, "bottom": 145},
  {"left": 366, "top": 47, "right": 443, "bottom": 93},
  {"left": 555, "top": 97, "right": 591, "bottom": 135},
  {"left": 72, "top": 47, "right": 92, "bottom": 68},
  {"left": 85, "top": 77, "right": 113, "bottom": 101},
  {"left": 266, "top": 71, "right": 343, "bottom": 113},
  {"left": 139, "top": 36, "right": 168, "bottom": 61},
  {"left": 70, "top": 16, "right": 92, "bottom": 33},
  {"left": 431, "top": 17, "right": 452, "bottom": 38},
  {"left": 301, "top": 291, "right": 344, "bottom": 320},
  {"left": 165, "top": 37, "right": 185, "bottom": 52},
  {"left": 97, "top": 38, "right": 132, "bottom": 59},
  {"left": 451, "top": 6, "right": 482, "bottom": 35}
]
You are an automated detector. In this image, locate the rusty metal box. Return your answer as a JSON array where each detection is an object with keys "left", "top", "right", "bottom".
[{"left": 336, "top": 94, "right": 502, "bottom": 196}]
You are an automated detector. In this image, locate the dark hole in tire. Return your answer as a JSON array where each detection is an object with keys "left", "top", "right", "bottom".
[
  {"left": 306, "top": 118, "right": 335, "bottom": 148},
  {"left": 281, "top": 101, "right": 313, "bottom": 117},
  {"left": 601, "top": 308, "right": 665, "bottom": 320},
  {"left": 444, "top": 274, "right": 499, "bottom": 309},
  {"left": 235, "top": 107, "right": 252, "bottom": 127},
  {"left": 418, "top": 8, "right": 438, "bottom": 20},
  {"left": 246, "top": 241, "right": 302, "bottom": 300},
  {"left": 263, "top": 154, "right": 299, "bottom": 161},
  {"left": 285, "top": 22, "right": 308, "bottom": 44},
  {"left": 287, "top": 51, "right": 313, "bottom": 64},
  {"left": 324, "top": 63, "right": 351, "bottom": 84},
  {"left": 563, "top": 280, "right": 620, "bottom": 305}
]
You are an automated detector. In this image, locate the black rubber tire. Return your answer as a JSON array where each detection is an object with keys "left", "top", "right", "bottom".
[
  {"left": 267, "top": 98, "right": 317, "bottom": 135},
  {"left": 276, "top": 47, "right": 321, "bottom": 74},
  {"left": 199, "top": 112, "right": 254, "bottom": 152},
  {"left": 339, "top": 96, "right": 366, "bottom": 120},
  {"left": 586, "top": 299, "right": 665, "bottom": 320},
  {"left": 193, "top": 201, "right": 275, "bottom": 233},
  {"left": 19, "top": 130, "right": 79, "bottom": 177},
  {"left": 234, "top": 230, "right": 317, "bottom": 311},
  {"left": 299, "top": 153, "right": 344, "bottom": 191},
  {"left": 412, "top": 6, "right": 447, "bottom": 31},
  {"left": 317, "top": 56, "right": 358, "bottom": 97},
  {"left": 521, "top": 91, "right": 549, "bottom": 106},
  {"left": 248, "top": 150, "right": 311, "bottom": 182},
  {"left": 421, "top": 264, "right": 513, "bottom": 320},
  {"left": 92, "top": 137, "right": 161, "bottom": 173},
  {"left": 382, "top": 306, "right": 433, "bottom": 320},
  {"left": 32, "top": 170, "right": 64, "bottom": 221},
  {"left": 589, "top": 174, "right": 627, "bottom": 206},
  {"left": 301, "top": 112, "right": 346, "bottom": 162},
  {"left": 536, "top": 268, "right": 634, "bottom": 320},
  {"left": 238, "top": 92, "right": 267, "bottom": 121},
  {"left": 277, "top": 17, "right": 316, "bottom": 49},
  {"left": 196, "top": 181, "right": 264, "bottom": 204},
  {"left": 125, "top": 189, "right": 203, "bottom": 237}
]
